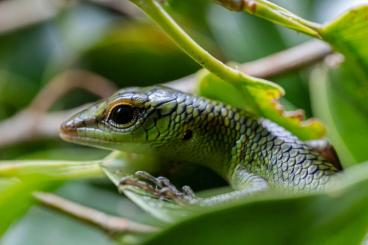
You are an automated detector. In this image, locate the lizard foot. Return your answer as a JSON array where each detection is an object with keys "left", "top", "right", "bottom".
[{"left": 119, "top": 171, "right": 198, "bottom": 206}]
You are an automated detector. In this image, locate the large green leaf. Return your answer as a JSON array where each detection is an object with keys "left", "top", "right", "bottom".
[
  {"left": 321, "top": 4, "right": 368, "bottom": 113},
  {"left": 310, "top": 65, "right": 368, "bottom": 166},
  {"left": 321, "top": 5, "right": 368, "bottom": 78},
  {"left": 143, "top": 162, "right": 368, "bottom": 245}
]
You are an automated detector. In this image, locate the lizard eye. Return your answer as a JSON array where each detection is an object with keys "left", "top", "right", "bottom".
[{"left": 108, "top": 104, "right": 138, "bottom": 128}]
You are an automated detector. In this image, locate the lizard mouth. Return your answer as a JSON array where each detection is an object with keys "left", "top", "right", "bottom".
[
  {"left": 59, "top": 127, "right": 119, "bottom": 150},
  {"left": 59, "top": 118, "right": 121, "bottom": 148}
]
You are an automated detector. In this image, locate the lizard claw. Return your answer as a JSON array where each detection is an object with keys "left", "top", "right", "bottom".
[{"left": 119, "top": 171, "right": 199, "bottom": 206}]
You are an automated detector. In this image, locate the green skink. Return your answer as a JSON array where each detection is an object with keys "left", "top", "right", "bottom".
[{"left": 60, "top": 86, "right": 341, "bottom": 206}]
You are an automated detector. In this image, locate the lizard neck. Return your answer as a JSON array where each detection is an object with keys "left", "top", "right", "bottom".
[{"left": 151, "top": 94, "right": 247, "bottom": 178}]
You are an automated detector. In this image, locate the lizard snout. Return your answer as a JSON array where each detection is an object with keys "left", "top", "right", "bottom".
[
  {"left": 59, "top": 116, "right": 83, "bottom": 140},
  {"left": 59, "top": 110, "right": 97, "bottom": 141}
]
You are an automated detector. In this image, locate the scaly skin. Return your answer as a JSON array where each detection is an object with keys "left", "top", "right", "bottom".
[{"left": 60, "top": 86, "right": 340, "bottom": 205}]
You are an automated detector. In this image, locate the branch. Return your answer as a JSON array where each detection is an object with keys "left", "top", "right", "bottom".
[
  {"left": 167, "top": 40, "right": 332, "bottom": 92},
  {"left": 0, "top": 70, "right": 116, "bottom": 147},
  {"left": 34, "top": 191, "right": 157, "bottom": 234},
  {"left": 29, "top": 70, "right": 117, "bottom": 113},
  {"left": 239, "top": 40, "right": 331, "bottom": 78}
]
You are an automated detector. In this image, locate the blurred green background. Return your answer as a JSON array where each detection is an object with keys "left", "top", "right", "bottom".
[{"left": 0, "top": 0, "right": 367, "bottom": 244}]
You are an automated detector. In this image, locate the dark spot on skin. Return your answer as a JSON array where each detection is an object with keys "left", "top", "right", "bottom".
[
  {"left": 244, "top": 0, "right": 257, "bottom": 13},
  {"left": 183, "top": 129, "right": 193, "bottom": 141}
]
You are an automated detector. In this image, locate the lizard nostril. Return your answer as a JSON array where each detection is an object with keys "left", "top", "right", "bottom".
[
  {"left": 60, "top": 120, "right": 77, "bottom": 136},
  {"left": 60, "top": 116, "right": 86, "bottom": 137},
  {"left": 59, "top": 112, "right": 97, "bottom": 140}
]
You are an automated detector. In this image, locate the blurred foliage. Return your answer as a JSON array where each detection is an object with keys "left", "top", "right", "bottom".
[
  {"left": 0, "top": 1, "right": 367, "bottom": 245},
  {"left": 0, "top": 177, "right": 54, "bottom": 237},
  {"left": 80, "top": 22, "right": 199, "bottom": 85}
]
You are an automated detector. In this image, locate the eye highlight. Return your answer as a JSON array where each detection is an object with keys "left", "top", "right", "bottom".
[{"left": 107, "top": 104, "right": 138, "bottom": 128}]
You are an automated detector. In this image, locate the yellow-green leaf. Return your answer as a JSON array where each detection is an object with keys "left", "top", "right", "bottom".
[
  {"left": 197, "top": 69, "right": 326, "bottom": 140},
  {"left": 322, "top": 5, "right": 368, "bottom": 75}
]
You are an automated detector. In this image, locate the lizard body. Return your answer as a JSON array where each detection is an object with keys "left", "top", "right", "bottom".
[{"left": 60, "top": 86, "right": 340, "bottom": 205}]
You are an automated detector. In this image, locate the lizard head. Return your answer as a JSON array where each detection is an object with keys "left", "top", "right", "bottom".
[{"left": 60, "top": 86, "right": 187, "bottom": 154}]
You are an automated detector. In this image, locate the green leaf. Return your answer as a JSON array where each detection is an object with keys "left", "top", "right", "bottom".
[
  {"left": 310, "top": 65, "right": 368, "bottom": 166},
  {"left": 143, "top": 162, "right": 368, "bottom": 245},
  {"left": 321, "top": 5, "right": 368, "bottom": 74},
  {"left": 321, "top": 4, "right": 368, "bottom": 113},
  {"left": 197, "top": 69, "right": 326, "bottom": 140},
  {"left": 0, "top": 178, "right": 48, "bottom": 236},
  {"left": 3, "top": 206, "right": 115, "bottom": 245}
]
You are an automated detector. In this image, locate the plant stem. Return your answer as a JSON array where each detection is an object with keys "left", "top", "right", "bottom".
[
  {"left": 216, "top": 0, "right": 322, "bottom": 38},
  {"left": 34, "top": 191, "right": 157, "bottom": 234},
  {"left": 129, "top": 0, "right": 283, "bottom": 101},
  {"left": 0, "top": 160, "right": 105, "bottom": 180}
]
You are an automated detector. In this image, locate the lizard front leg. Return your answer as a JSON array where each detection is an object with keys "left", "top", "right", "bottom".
[
  {"left": 119, "top": 171, "right": 197, "bottom": 206},
  {"left": 119, "top": 165, "right": 269, "bottom": 207}
]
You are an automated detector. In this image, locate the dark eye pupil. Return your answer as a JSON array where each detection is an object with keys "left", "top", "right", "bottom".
[{"left": 110, "top": 105, "right": 136, "bottom": 125}]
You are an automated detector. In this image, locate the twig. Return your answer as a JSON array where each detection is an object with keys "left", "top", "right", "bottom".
[
  {"left": 0, "top": 41, "right": 332, "bottom": 147},
  {"left": 29, "top": 70, "right": 117, "bottom": 113},
  {"left": 34, "top": 191, "right": 157, "bottom": 234},
  {"left": 0, "top": 70, "right": 116, "bottom": 147},
  {"left": 239, "top": 40, "right": 331, "bottom": 78}
]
